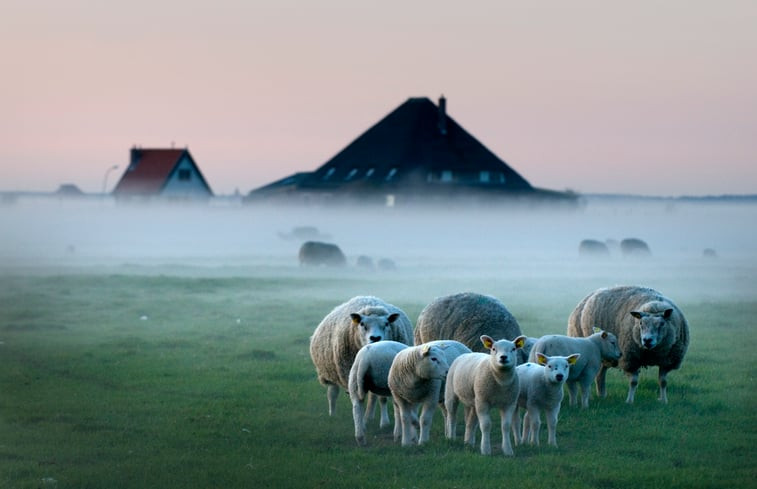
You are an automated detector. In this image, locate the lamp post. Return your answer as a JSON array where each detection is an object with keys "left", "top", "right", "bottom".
[{"left": 101, "top": 164, "right": 119, "bottom": 196}]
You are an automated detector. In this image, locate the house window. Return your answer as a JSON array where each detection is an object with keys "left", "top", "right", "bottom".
[
  {"left": 345, "top": 168, "right": 358, "bottom": 180},
  {"left": 440, "top": 170, "right": 453, "bottom": 182},
  {"left": 479, "top": 171, "right": 490, "bottom": 183},
  {"left": 178, "top": 169, "right": 191, "bottom": 181},
  {"left": 499, "top": 173, "right": 507, "bottom": 183},
  {"left": 365, "top": 168, "right": 375, "bottom": 178},
  {"left": 323, "top": 168, "right": 335, "bottom": 180},
  {"left": 386, "top": 168, "right": 397, "bottom": 181}
]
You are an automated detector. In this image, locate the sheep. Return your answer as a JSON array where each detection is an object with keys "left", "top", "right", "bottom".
[
  {"left": 578, "top": 239, "right": 610, "bottom": 257},
  {"left": 309, "top": 296, "right": 414, "bottom": 416},
  {"left": 348, "top": 340, "right": 408, "bottom": 446},
  {"left": 529, "top": 330, "right": 622, "bottom": 408},
  {"left": 517, "top": 337, "right": 538, "bottom": 365},
  {"left": 444, "top": 335, "right": 527, "bottom": 456},
  {"left": 620, "top": 238, "right": 651, "bottom": 257},
  {"left": 567, "top": 285, "right": 690, "bottom": 403},
  {"left": 388, "top": 344, "right": 450, "bottom": 446},
  {"left": 298, "top": 241, "right": 347, "bottom": 267},
  {"left": 513, "top": 353, "right": 580, "bottom": 447},
  {"left": 414, "top": 292, "right": 523, "bottom": 353}
]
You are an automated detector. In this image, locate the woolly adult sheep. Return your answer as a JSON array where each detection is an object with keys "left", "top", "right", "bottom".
[
  {"left": 620, "top": 238, "right": 651, "bottom": 257},
  {"left": 529, "top": 330, "right": 622, "bottom": 408},
  {"left": 513, "top": 353, "right": 579, "bottom": 447},
  {"left": 310, "top": 296, "right": 413, "bottom": 416},
  {"left": 444, "top": 335, "right": 527, "bottom": 456},
  {"left": 567, "top": 285, "right": 689, "bottom": 403},
  {"left": 414, "top": 292, "right": 523, "bottom": 353},
  {"left": 298, "top": 241, "right": 347, "bottom": 267},
  {"left": 348, "top": 340, "right": 408, "bottom": 446},
  {"left": 388, "top": 344, "right": 450, "bottom": 446},
  {"left": 579, "top": 239, "right": 610, "bottom": 257}
]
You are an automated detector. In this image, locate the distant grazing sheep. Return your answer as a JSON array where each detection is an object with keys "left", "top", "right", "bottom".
[
  {"left": 388, "top": 344, "right": 450, "bottom": 446},
  {"left": 356, "top": 255, "right": 374, "bottom": 270},
  {"left": 414, "top": 292, "right": 523, "bottom": 352},
  {"left": 703, "top": 248, "right": 717, "bottom": 258},
  {"left": 444, "top": 335, "right": 526, "bottom": 456},
  {"left": 348, "top": 340, "right": 408, "bottom": 446},
  {"left": 529, "top": 330, "right": 622, "bottom": 408},
  {"left": 578, "top": 239, "right": 610, "bottom": 257},
  {"left": 513, "top": 353, "right": 579, "bottom": 447},
  {"left": 298, "top": 241, "right": 347, "bottom": 267},
  {"left": 567, "top": 286, "right": 689, "bottom": 403},
  {"left": 310, "top": 296, "right": 413, "bottom": 416},
  {"left": 620, "top": 238, "right": 651, "bottom": 257}
]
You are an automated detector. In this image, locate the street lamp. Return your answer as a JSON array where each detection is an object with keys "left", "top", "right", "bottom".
[{"left": 101, "top": 164, "right": 119, "bottom": 196}]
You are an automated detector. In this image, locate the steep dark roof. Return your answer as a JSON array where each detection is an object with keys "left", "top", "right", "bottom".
[
  {"left": 113, "top": 148, "right": 212, "bottom": 196},
  {"left": 301, "top": 96, "right": 532, "bottom": 191}
]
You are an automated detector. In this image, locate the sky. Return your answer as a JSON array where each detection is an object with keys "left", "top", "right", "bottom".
[{"left": 1, "top": 0, "right": 755, "bottom": 197}]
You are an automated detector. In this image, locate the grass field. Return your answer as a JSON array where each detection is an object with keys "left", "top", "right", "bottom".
[{"left": 1, "top": 258, "right": 755, "bottom": 489}]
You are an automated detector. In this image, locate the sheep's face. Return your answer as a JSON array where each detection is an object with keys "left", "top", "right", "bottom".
[
  {"left": 630, "top": 309, "right": 673, "bottom": 350},
  {"left": 599, "top": 330, "right": 622, "bottom": 365},
  {"left": 481, "top": 335, "right": 526, "bottom": 370},
  {"left": 536, "top": 353, "right": 580, "bottom": 384},
  {"left": 351, "top": 312, "right": 399, "bottom": 345},
  {"left": 417, "top": 345, "right": 449, "bottom": 380}
]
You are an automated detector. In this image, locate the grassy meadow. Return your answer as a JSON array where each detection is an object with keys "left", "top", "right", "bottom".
[{"left": 1, "top": 199, "right": 756, "bottom": 488}]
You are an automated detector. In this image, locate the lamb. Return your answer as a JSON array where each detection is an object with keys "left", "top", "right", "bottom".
[
  {"left": 348, "top": 340, "right": 408, "bottom": 446},
  {"left": 444, "top": 335, "right": 527, "bottom": 456},
  {"left": 388, "top": 344, "right": 450, "bottom": 446},
  {"left": 414, "top": 292, "right": 523, "bottom": 353},
  {"left": 567, "top": 285, "right": 690, "bottom": 403},
  {"left": 310, "top": 296, "right": 414, "bottom": 416},
  {"left": 529, "top": 330, "right": 622, "bottom": 408},
  {"left": 513, "top": 353, "right": 580, "bottom": 447}
]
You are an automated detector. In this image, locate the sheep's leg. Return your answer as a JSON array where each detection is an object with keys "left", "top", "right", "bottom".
[
  {"left": 579, "top": 377, "right": 592, "bottom": 408},
  {"left": 476, "top": 401, "right": 492, "bottom": 455},
  {"left": 545, "top": 405, "right": 560, "bottom": 447},
  {"left": 392, "top": 401, "right": 401, "bottom": 442},
  {"left": 445, "top": 396, "right": 459, "bottom": 439},
  {"left": 365, "top": 392, "right": 376, "bottom": 420},
  {"left": 397, "top": 400, "right": 417, "bottom": 446},
  {"left": 510, "top": 407, "right": 522, "bottom": 446},
  {"left": 500, "top": 405, "right": 516, "bottom": 456},
  {"left": 626, "top": 370, "right": 640, "bottom": 404},
  {"left": 595, "top": 365, "right": 609, "bottom": 398},
  {"left": 463, "top": 406, "right": 477, "bottom": 447},
  {"left": 658, "top": 367, "right": 670, "bottom": 403},
  {"left": 327, "top": 384, "right": 339, "bottom": 416},
  {"left": 527, "top": 406, "right": 541, "bottom": 446},
  {"left": 521, "top": 411, "right": 531, "bottom": 444},
  {"left": 566, "top": 381, "right": 579, "bottom": 406},
  {"left": 418, "top": 400, "right": 437, "bottom": 445},
  {"left": 378, "top": 396, "right": 391, "bottom": 428},
  {"left": 352, "top": 398, "right": 367, "bottom": 446}
]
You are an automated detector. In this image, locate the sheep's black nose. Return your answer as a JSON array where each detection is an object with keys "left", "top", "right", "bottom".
[
  {"left": 369, "top": 336, "right": 382, "bottom": 343},
  {"left": 556, "top": 374, "right": 564, "bottom": 381}
]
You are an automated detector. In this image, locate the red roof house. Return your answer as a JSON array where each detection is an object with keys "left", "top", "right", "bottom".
[{"left": 112, "top": 147, "right": 213, "bottom": 200}]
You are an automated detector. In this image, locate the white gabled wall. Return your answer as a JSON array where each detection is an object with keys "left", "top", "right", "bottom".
[{"left": 161, "top": 155, "right": 212, "bottom": 197}]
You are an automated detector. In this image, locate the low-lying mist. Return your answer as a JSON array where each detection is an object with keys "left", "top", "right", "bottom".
[{"left": 1, "top": 196, "right": 756, "bottom": 305}]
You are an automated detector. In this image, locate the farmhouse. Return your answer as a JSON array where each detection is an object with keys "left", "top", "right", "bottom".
[
  {"left": 246, "top": 96, "right": 576, "bottom": 206},
  {"left": 112, "top": 147, "right": 213, "bottom": 201}
]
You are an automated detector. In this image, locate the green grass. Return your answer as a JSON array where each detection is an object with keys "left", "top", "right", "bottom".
[{"left": 1, "top": 267, "right": 756, "bottom": 489}]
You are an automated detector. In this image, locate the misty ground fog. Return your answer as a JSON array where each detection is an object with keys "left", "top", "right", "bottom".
[{"left": 1, "top": 197, "right": 756, "bottom": 305}]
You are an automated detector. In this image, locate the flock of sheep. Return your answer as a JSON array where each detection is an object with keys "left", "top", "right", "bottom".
[{"left": 309, "top": 288, "right": 690, "bottom": 455}]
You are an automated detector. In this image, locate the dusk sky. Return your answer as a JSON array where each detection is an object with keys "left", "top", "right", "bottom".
[{"left": 2, "top": 0, "right": 755, "bottom": 197}]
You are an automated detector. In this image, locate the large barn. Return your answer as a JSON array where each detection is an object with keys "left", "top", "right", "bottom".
[
  {"left": 112, "top": 147, "right": 213, "bottom": 201},
  {"left": 246, "top": 96, "right": 576, "bottom": 206}
]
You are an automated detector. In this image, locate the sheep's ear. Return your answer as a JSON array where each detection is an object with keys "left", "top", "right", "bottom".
[
  {"left": 513, "top": 335, "right": 527, "bottom": 349},
  {"left": 387, "top": 313, "right": 400, "bottom": 324},
  {"left": 630, "top": 311, "right": 643, "bottom": 319},
  {"left": 567, "top": 354, "right": 581, "bottom": 365},
  {"left": 536, "top": 353, "right": 548, "bottom": 365},
  {"left": 593, "top": 326, "right": 601, "bottom": 334},
  {"left": 480, "top": 335, "right": 494, "bottom": 349},
  {"left": 421, "top": 344, "right": 431, "bottom": 356},
  {"left": 350, "top": 313, "right": 362, "bottom": 325},
  {"left": 663, "top": 308, "right": 673, "bottom": 320}
]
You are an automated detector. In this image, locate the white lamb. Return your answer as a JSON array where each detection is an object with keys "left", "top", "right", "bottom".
[
  {"left": 529, "top": 329, "right": 621, "bottom": 408},
  {"left": 513, "top": 353, "right": 580, "bottom": 448},
  {"left": 444, "top": 335, "right": 526, "bottom": 456},
  {"left": 388, "top": 344, "right": 450, "bottom": 446},
  {"left": 348, "top": 340, "right": 409, "bottom": 446}
]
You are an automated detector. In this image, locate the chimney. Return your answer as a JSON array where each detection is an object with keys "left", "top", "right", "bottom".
[
  {"left": 438, "top": 95, "right": 447, "bottom": 135},
  {"left": 129, "top": 146, "right": 142, "bottom": 170}
]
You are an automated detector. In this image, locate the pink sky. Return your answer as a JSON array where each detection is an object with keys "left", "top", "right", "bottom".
[{"left": 1, "top": 0, "right": 755, "bottom": 197}]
